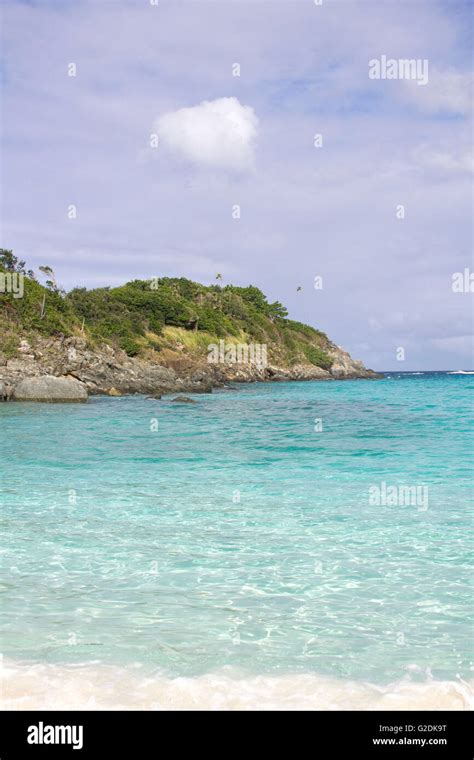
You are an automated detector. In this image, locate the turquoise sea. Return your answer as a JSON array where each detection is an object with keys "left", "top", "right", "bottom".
[{"left": 1, "top": 372, "right": 473, "bottom": 709}]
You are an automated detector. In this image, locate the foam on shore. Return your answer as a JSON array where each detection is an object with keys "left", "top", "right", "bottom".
[{"left": 2, "top": 659, "right": 472, "bottom": 711}]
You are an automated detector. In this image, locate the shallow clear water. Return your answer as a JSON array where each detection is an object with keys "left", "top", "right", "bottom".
[{"left": 1, "top": 373, "right": 473, "bottom": 702}]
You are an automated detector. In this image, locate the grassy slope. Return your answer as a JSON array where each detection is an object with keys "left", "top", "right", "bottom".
[{"left": 0, "top": 269, "right": 334, "bottom": 370}]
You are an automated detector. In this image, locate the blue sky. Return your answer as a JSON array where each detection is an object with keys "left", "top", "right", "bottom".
[{"left": 1, "top": 0, "right": 473, "bottom": 370}]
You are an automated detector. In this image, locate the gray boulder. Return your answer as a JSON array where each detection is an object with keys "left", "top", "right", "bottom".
[
  {"left": 12, "top": 375, "right": 88, "bottom": 403},
  {"left": 0, "top": 380, "right": 10, "bottom": 401}
]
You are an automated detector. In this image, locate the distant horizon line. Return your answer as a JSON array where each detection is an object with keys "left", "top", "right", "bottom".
[{"left": 379, "top": 369, "right": 474, "bottom": 373}]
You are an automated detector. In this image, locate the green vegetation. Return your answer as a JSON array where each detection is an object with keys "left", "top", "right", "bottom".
[{"left": 0, "top": 250, "right": 334, "bottom": 369}]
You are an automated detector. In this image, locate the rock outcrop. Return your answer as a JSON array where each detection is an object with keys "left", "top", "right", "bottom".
[
  {"left": 0, "top": 380, "right": 10, "bottom": 401},
  {"left": 12, "top": 375, "right": 88, "bottom": 403},
  {"left": 0, "top": 335, "right": 381, "bottom": 401},
  {"left": 327, "top": 347, "right": 377, "bottom": 379}
]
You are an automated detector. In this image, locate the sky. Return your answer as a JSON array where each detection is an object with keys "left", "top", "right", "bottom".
[{"left": 1, "top": 0, "right": 473, "bottom": 371}]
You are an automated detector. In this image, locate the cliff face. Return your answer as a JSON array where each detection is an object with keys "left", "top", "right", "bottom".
[{"left": 0, "top": 334, "right": 380, "bottom": 399}]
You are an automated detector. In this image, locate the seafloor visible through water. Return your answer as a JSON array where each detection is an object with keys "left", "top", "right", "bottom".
[{"left": 1, "top": 373, "right": 472, "bottom": 709}]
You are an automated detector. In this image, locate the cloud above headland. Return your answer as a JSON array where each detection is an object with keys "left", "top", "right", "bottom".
[{"left": 155, "top": 97, "right": 258, "bottom": 171}]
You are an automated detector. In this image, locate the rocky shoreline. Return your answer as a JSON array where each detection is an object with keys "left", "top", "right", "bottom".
[{"left": 0, "top": 336, "right": 382, "bottom": 402}]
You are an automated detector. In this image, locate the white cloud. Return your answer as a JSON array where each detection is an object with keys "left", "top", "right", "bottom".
[
  {"left": 155, "top": 97, "right": 258, "bottom": 171},
  {"left": 400, "top": 69, "right": 473, "bottom": 115},
  {"left": 417, "top": 148, "right": 473, "bottom": 174},
  {"left": 431, "top": 335, "right": 474, "bottom": 356}
]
